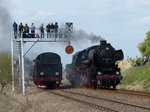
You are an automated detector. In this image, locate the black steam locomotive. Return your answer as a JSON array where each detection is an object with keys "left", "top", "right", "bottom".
[
  {"left": 66, "top": 40, "right": 124, "bottom": 89},
  {"left": 33, "top": 52, "right": 62, "bottom": 88}
]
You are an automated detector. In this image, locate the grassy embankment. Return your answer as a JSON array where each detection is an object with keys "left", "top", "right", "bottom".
[{"left": 119, "top": 64, "right": 150, "bottom": 92}]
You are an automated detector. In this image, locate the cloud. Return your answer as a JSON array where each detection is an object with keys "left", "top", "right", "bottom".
[{"left": 128, "top": 16, "right": 150, "bottom": 26}]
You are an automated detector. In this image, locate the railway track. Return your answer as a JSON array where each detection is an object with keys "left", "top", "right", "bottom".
[
  {"left": 54, "top": 89, "right": 150, "bottom": 112},
  {"left": 80, "top": 87, "right": 150, "bottom": 97},
  {"left": 116, "top": 89, "right": 150, "bottom": 97},
  {"left": 29, "top": 86, "right": 149, "bottom": 112},
  {"left": 49, "top": 90, "right": 118, "bottom": 112}
]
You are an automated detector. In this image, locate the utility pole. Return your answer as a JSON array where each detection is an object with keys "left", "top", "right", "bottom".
[
  {"left": 11, "top": 38, "right": 15, "bottom": 91},
  {"left": 20, "top": 37, "right": 25, "bottom": 94}
]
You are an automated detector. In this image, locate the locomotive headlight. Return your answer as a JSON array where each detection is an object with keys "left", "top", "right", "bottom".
[
  {"left": 116, "top": 71, "right": 120, "bottom": 75},
  {"left": 106, "top": 47, "right": 109, "bottom": 50},
  {"left": 97, "top": 71, "right": 102, "bottom": 75},
  {"left": 40, "top": 72, "right": 44, "bottom": 76},
  {"left": 55, "top": 72, "right": 59, "bottom": 76}
]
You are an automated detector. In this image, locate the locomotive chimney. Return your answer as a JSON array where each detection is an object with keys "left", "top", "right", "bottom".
[{"left": 100, "top": 40, "right": 107, "bottom": 45}]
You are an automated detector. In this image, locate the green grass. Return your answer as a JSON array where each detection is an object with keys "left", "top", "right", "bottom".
[{"left": 120, "top": 65, "right": 150, "bottom": 91}]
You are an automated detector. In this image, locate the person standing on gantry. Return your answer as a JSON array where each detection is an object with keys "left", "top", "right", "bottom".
[
  {"left": 18, "top": 23, "right": 24, "bottom": 38},
  {"left": 24, "top": 24, "right": 29, "bottom": 38},
  {"left": 30, "top": 23, "right": 35, "bottom": 38},
  {"left": 13, "top": 22, "right": 18, "bottom": 39},
  {"left": 54, "top": 22, "right": 58, "bottom": 38},
  {"left": 39, "top": 24, "right": 44, "bottom": 38},
  {"left": 50, "top": 23, "right": 54, "bottom": 38},
  {"left": 46, "top": 23, "right": 51, "bottom": 38}
]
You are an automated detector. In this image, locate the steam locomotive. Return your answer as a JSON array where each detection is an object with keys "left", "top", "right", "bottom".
[
  {"left": 33, "top": 52, "right": 62, "bottom": 88},
  {"left": 66, "top": 40, "right": 124, "bottom": 89}
]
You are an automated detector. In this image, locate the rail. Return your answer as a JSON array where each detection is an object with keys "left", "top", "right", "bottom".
[
  {"left": 49, "top": 90, "right": 117, "bottom": 112},
  {"left": 61, "top": 90, "right": 150, "bottom": 111},
  {"left": 116, "top": 89, "right": 150, "bottom": 97}
]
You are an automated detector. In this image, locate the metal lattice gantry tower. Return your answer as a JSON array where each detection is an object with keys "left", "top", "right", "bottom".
[{"left": 11, "top": 23, "right": 73, "bottom": 94}]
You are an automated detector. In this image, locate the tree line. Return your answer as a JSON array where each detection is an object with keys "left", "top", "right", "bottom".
[{"left": 138, "top": 31, "right": 150, "bottom": 57}]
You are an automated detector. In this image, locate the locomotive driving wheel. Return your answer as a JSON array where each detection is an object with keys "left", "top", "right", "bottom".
[
  {"left": 113, "top": 85, "right": 116, "bottom": 90},
  {"left": 97, "top": 81, "right": 103, "bottom": 89},
  {"left": 90, "top": 81, "right": 97, "bottom": 89},
  {"left": 112, "top": 80, "right": 117, "bottom": 90}
]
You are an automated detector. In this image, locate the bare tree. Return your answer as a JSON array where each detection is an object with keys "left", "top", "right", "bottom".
[{"left": 0, "top": 54, "right": 11, "bottom": 94}]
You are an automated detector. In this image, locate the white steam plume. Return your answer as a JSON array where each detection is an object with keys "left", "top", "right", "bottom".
[{"left": 0, "top": 0, "right": 12, "bottom": 53}]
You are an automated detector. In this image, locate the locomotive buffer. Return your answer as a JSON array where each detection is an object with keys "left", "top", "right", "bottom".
[{"left": 11, "top": 23, "right": 73, "bottom": 94}]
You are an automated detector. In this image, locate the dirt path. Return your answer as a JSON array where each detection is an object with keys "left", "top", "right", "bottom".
[
  {"left": 1, "top": 85, "right": 149, "bottom": 112},
  {"left": 0, "top": 87, "right": 99, "bottom": 112}
]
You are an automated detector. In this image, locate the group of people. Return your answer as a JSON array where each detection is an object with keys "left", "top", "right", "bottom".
[
  {"left": 39, "top": 22, "right": 58, "bottom": 38},
  {"left": 134, "top": 56, "right": 150, "bottom": 67},
  {"left": 12, "top": 22, "right": 59, "bottom": 39}
]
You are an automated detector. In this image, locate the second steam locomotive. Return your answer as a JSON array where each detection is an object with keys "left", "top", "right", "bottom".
[
  {"left": 33, "top": 52, "right": 62, "bottom": 88},
  {"left": 66, "top": 40, "right": 124, "bottom": 89}
]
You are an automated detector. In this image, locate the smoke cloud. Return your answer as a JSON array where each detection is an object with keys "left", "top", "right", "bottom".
[
  {"left": 71, "top": 29, "right": 104, "bottom": 43},
  {"left": 23, "top": 28, "right": 105, "bottom": 68},
  {"left": 0, "top": 0, "right": 12, "bottom": 53}
]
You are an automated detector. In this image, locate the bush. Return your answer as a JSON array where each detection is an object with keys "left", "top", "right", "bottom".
[
  {"left": 138, "top": 31, "right": 150, "bottom": 57},
  {"left": 0, "top": 54, "right": 11, "bottom": 93}
]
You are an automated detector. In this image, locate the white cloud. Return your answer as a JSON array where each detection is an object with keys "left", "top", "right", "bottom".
[{"left": 128, "top": 16, "right": 150, "bottom": 26}]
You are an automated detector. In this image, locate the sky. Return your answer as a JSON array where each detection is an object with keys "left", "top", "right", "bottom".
[{"left": 1, "top": 0, "right": 150, "bottom": 66}]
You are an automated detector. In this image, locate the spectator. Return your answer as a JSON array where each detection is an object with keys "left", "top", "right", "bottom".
[
  {"left": 30, "top": 23, "right": 35, "bottom": 38},
  {"left": 18, "top": 23, "right": 24, "bottom": 38},
  {"left": 13, "top": 22, "right": 18, "bottom": 39},
  {"left": 127, "top": 56, "right": 129, "bottom": 62},
  {"left": 129, "top": 57, "right": 132, "bottom": 61},
  {"left": 46, "top": 23, "right": 51, "bottom": 38},
  {"left": 54, "top": 22, "right": 58, "bottom": 38},
  {"left": 24, "top": 24, "right": 29, "bottom": 38},
  {"left": 148, "top": 57, "right": 150, "bottom": 62},
  {"left": 135, "top": 56, "right": 140, "bottom": 67},
  {"left": 50, "top": 23, "right": 54, "bottom": 37},
  {"left": 39, "top": 24, "right": 44, "bottom": 38},
  {"left": 143, "top": 56, "right": 148, "bottom": 65}
]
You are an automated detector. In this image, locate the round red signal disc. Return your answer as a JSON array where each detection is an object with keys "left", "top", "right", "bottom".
[{"left": 65, "top": 45, "right": 74, "bottom": 54}]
